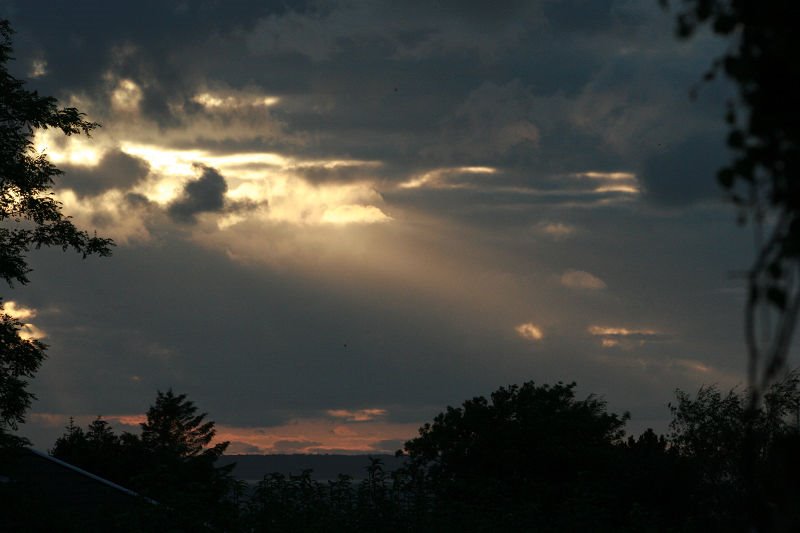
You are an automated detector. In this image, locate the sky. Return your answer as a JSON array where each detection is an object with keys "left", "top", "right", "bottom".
[{"left": 0, "top": 0, "right": 782, "bottom": 454}]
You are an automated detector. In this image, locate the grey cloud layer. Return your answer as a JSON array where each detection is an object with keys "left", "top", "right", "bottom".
[
  {"left": 0, "top": 0, "right": 762, "bottom": 448},
  {"left": 9, "top": 0, "right": 731, "bottom": 196}
]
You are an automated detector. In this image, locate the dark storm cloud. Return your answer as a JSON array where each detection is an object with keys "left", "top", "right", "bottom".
[
  {"left": 16, "top": 202, "right": 753, "bottom": 446},
  {"left": 20, "top": 240, "right": 514, "bottom": 429},
  {"left": 2, "top": 0, "right": 764, "bottom": 451},
  {"left": 5, "top": 0, "right": 729, "bottom": 189},
  {"left": 167, "top": 165, "right": 228, "bottom": 223},
  {"left": 2, "top": 1, "right": 285, "bottom": 87},
  {"left": 426, "top": 81, "right": 540, "bottom": 163},
  {"left": 639, "top": 133, "right": 729, "bottom": 206},
  {"left": 58, "top": 150, "right": 150, "bottom": 196},
  {"left": 542, "top": 0, "right": 617, "bottom": 32}
]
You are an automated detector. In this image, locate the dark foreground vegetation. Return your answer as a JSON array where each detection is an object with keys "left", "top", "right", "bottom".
[{"left": 2, "top": 376, "right": 800, "bottom": 531}]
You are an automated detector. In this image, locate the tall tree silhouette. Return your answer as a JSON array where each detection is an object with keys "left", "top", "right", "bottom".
[
  {"left": 662, "top": 3, "right": 800, "bottom": 527},
  {"left": 139, "top": 389, "right": 228, "bottom": 460},
  {"left": 661, "top": 1, "right": 800, "bottom": 392},
  {"left": 135, "top": 389, "right": 236, "bottom": 528},
  {"left": 0, "top": 19, "right": 112, "bottom": 446}
]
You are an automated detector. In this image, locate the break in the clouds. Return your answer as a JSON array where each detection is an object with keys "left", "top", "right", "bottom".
[
  {"left": 1, "top": 0, "right": 776, "bottom": 451},
  {"left": 639, "top": 133, "right": 729, "bottom": 206}
]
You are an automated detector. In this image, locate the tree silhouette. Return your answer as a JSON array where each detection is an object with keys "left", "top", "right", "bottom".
[
  {"left": 140, "top": 389, "right": 227, "bottom": 460},
  {"left": 668, "top": 371, "right": 800, "bottom": 529},
  {"left": 661, "top": 1, "right": 800, "bottom": 392},
  {"left": 135, "top": 389, "right": 237, "bottom": 528},
  {"left": 662, "top": 3, "right": 800, "bottom": 527},
  {"left": 50, "top": 416, "right": 132, "bottom": 484},
  {"left": 0, "top": 19, "right": 112, "bottom": 446},
  {"left": 50, "top": 390, "right": 239, "bottom": 529},
  {"left": 398, "top": 381, "right": 630, "bottom": 530},
  {"left": 0, "top": 311, "right": 45, "bottom": 447}
]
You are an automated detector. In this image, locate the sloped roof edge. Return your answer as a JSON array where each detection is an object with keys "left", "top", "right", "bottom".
[{"left": 28, "top": 448, "right": 157, "bottom": 504}]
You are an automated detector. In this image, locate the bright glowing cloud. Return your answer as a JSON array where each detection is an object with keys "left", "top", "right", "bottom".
[
  {"left": 588, "top": 326, "right": 659, "bottom": 336},
  {"left": 1, "top": 301, "right": 46, "bottom": 340},
  {"left": 115, "top": 143, "right": 390, "bottom": 226},
  {"left": 120, "top": 143, "right": 220, "bottom": 179},
  {"left": 34, "top": 130, "right": 104, "bottom": 167},
  {"left": 320, "top": 205, "right": 391, "bottom": 225},
  {"left": 594, "top": 184, "right": 640, "bottom": 194},
  {"left": 572, "top": 171, "right": 640, "bottom": 195},
  {"left": 515, "top": 322, "right": 544, "bottom": 341},
  {"left": 588, "top": 325, "right": 665, "bottom": 348},
  {"left": 111, "top": 78, "right": 143, "bottom": 113},
  {"left": 293, "top": 159, "right": 383, "bottom": 171},
  {"left": 575, "top": 171, "right": 636, "bottom": 181},
  {"left": 399, "top": 166, "right": 496, "bottom": 189},
  {"left": 326, "top": 408, "right": 388, "bottom": 422},
  {"left": 2, "top": 300, "right": 36, "bottom": 320},
  {"left": 192, "top": 91, "right": 280, "bottom": 109},
  {"left": 560, "top": 269, "right": 606, "bottom": 290}
]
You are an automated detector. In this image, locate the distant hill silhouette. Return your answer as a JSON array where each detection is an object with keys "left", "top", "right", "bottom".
[{"left": 217, "top": 454, "right": 405, "bottom": 481}]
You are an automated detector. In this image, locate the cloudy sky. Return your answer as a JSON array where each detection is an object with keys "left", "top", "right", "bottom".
[{"left": 1, "top": 0, "right": 776, "bottom": 453}]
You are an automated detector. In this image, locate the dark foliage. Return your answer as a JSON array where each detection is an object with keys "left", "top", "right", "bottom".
[
  {"left": 662, "top": 0, "right": 800, "bottom": 389},
  {"left": 668, "top": 371, "right": 800, "bottom": 530},
  {"left": 0, "top": 310, "right": 45, "bottom": 447},
  {"left": 0, "top": 19, "right": 112, "bottom": 446},
  {"left": 42, "top": 377, "right": 800, "bottom": 531},
  {"left": 51, "top": 390, "right": 239, "bottom": 530},
  {"left": 398, "top": 381, "right": 630, "bottom": 530}
]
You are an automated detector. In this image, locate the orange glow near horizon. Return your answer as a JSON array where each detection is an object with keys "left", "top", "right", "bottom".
[
  {"left": 29, "top": 412, "right": 418, "bottom": 455},
  {"left": 213, "top": 418, "right": 419, "bottom": 454}
]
